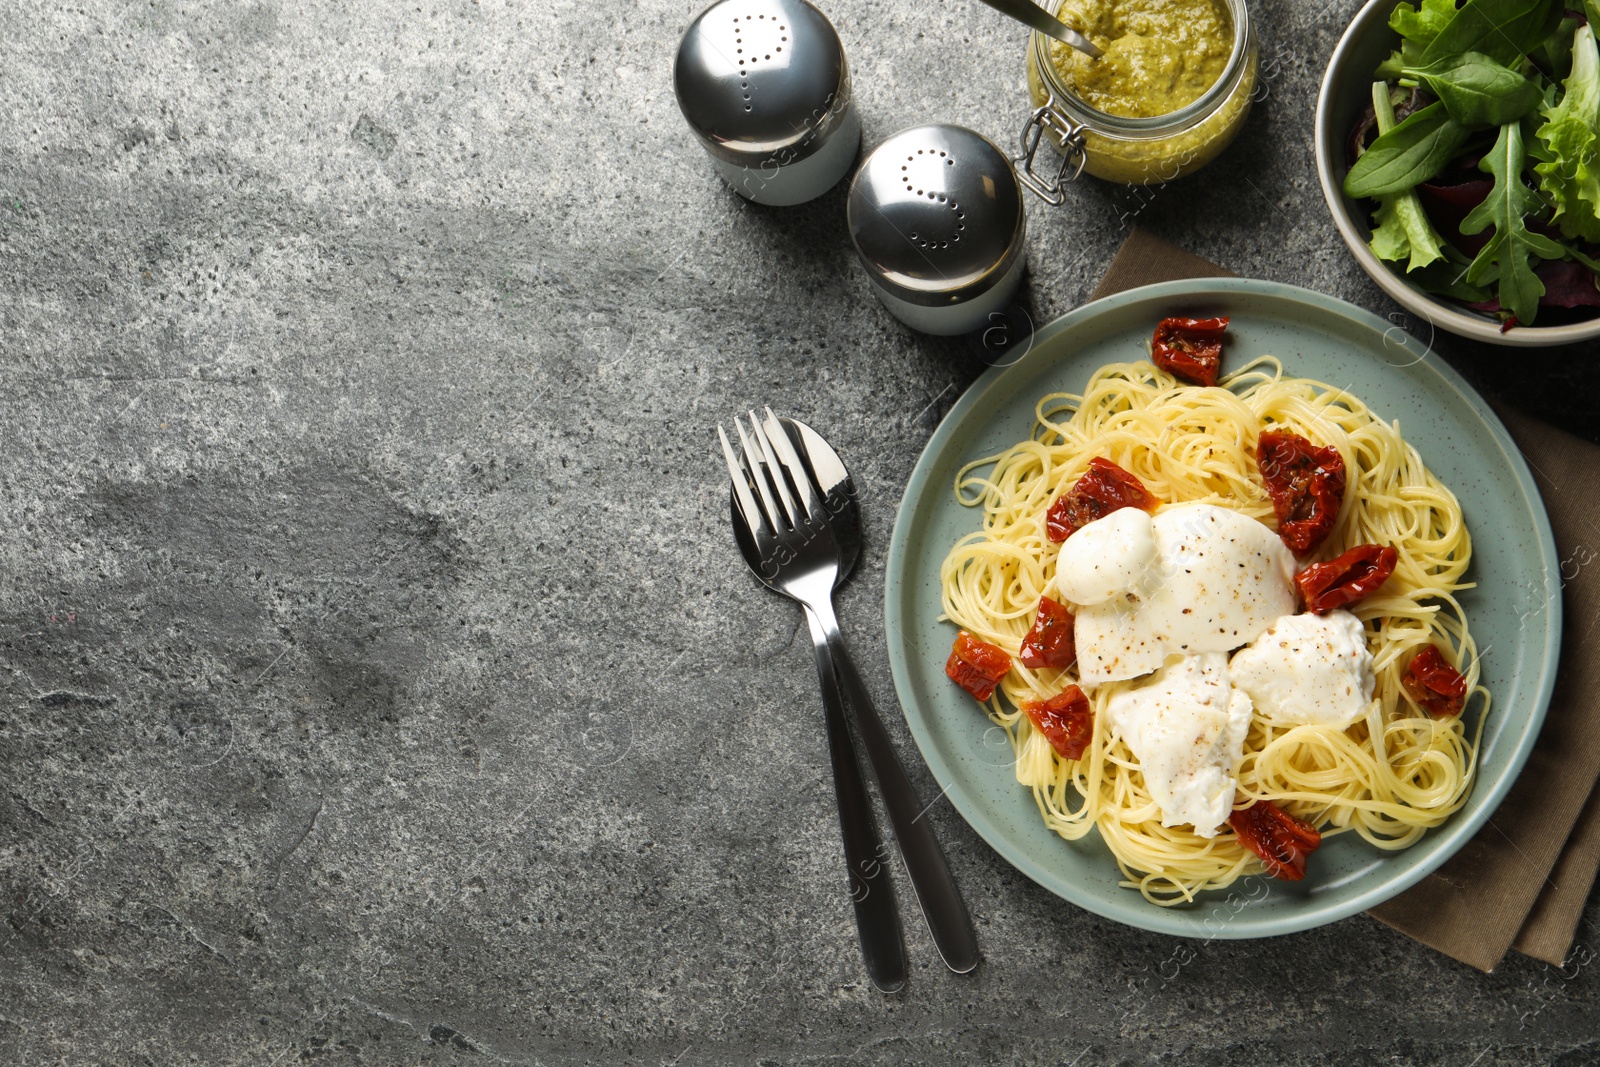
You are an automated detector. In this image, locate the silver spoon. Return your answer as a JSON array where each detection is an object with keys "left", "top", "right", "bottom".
[
  {"left": 977, "top": 0, "right": 1103, "bottom": 59},
  {"left": 731, "top": 414, "right": 980, "bottom": 975}
]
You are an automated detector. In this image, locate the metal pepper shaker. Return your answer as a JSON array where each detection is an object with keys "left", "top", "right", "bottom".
[
  {"left": 673, "top": 0, "right": 861, "bottom": 206},
  {"left": 846, "top": 125, "right": 1028, "bottom": 335}
]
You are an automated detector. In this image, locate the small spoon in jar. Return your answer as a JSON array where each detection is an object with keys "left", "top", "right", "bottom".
[{"left": 976, "top": 0, "right": 1103, "bottom": 59}]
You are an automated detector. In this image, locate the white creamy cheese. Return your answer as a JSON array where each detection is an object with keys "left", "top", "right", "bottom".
[
  {"left": 1104, "top": 653, "right": 1252, "bottom": 837},
  {"left": 1228, "top": 610, "right": 1375, "bottom": 728},
  {"left": 1052, "top": 506, "right": 1158, "bottom": 606},
  {"left": 1069, "top": 503, "right": 1297, "bottom": 686}
]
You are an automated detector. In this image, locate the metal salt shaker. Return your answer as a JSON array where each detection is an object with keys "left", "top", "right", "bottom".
[
  {"left": 847, "top": 125, "right": 1027, "bottom": 335},
  {"left": 673, "top": 0, "right": 861, "bottom": 206}
]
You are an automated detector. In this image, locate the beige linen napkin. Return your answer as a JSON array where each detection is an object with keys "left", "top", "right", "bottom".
[{"left": 1089, "top": 227, "right": 1600, "bottom": 972}]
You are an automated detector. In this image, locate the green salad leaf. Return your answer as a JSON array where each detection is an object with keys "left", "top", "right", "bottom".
[
  {"left": 1377, "top": 0, "right": 1458, "bottom": 79},
  {"left": 1359, "top": 0, "right": 1597, "bottom": 325},
  {"left": 1408, "top": 254, "right": 1494, "bottom": 303},
  {"left": 1408, "top": 241, "right": 1495, "bottom": 302},
  {"left": 1534, "top": 23, "right": 1600, "bottom": 242},
  {"left": 1376, "top": 45, "right": 1425, "bottom": 83},
  {"left": 1564, "top": 242, "right": 1600, "bottom": 275},
  {"left": 1370, "top": 197, "right": 1447, "bottom": 271},
  {"left": 1554, "top": 238, "right": 1600, "bottom": 303},
  {"left": 1365, "top": 82, "right": 1446, "bottom": 272},
  {"left": 1534, "top": 14, "right": 1581, "bottom": 84},
  {"left": 1421, "top": 0, "right": 1561, "bottom": 68},
  {"left": 1344, "top": 102, "right": 1472, "bottom": 198},
  {"left": 1390, "top": 0, "right": 1458, "bottom": 44},
  {"left": 1402, "top": 52, "right": 1542, "bottom": 126},
  {"left": 1461, "top": 122, "right": 1565, "bottom": 323}
]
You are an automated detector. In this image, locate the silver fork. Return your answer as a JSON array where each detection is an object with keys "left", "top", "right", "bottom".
[
  {"left": 719, "top": 413, "right": 907, "bottom": 992},
  {"left": 720, "top": 409, "right": 980, "bottom": 984}
]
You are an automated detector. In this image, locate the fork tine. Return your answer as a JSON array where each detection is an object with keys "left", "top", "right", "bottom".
[
  {"left": 718, "top": 424, "right": 767, "bottom": 538},
  {"left": 734, "top": 416, "right": 786, "bottom": 532},
  {"left": 760, "top": 407, "right": 820, "bottom": 520},
  {"left": 746, "top": 410, "right": 799, "bottom": 527}
]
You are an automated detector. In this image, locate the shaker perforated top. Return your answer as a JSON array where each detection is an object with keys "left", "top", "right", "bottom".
[
  {"left": 847, "top": 125, "right": 1026, "bottom": 307},
  {"left": 673, "top": 0, "right": 851, "bottom": 166}
]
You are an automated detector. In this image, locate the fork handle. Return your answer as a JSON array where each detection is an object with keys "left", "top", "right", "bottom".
[
  {"left": 819, "top": 611, "right": 981, "bottom": 974},
  {"left": 802, "top": 607, "right": 908, "bottom": 993}
]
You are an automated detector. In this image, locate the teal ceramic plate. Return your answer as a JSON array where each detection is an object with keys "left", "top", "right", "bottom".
[{"left": 884, "top": 279, "right": 1562, "bottom": 938}]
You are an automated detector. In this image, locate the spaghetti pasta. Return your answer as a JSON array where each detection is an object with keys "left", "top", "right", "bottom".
[{"left": 939, "top": 356, "right": 1487, "bottom": 904}]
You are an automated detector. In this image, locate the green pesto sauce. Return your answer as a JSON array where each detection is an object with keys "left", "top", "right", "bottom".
[{"left": 1048, "top": 0, "right": 1234, "bottom": 118}]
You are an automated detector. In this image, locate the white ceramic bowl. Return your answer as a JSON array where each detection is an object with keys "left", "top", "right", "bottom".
[{"left": 1313, "top": 0, "right": 1600, "bottom": 347}]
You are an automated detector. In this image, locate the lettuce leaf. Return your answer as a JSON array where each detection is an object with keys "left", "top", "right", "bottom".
[
  {"left": 1377, "top": 0, "right": 1458, "bottom": 79},
  {"left": 1390, "top": 0, "right": 1459, "bottom": 45},
  {"left": 1370, "top": 194, "right": 1447, "bottom": 271},
  {"left": 1377, "top": 42, "right": 1425, "bottom": 83},
  {"left": 1534, "top": 23, "right": 1600, "bottom": 242}
]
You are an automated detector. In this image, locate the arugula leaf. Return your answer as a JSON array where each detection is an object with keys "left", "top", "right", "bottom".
[
  {"left": 1402, "top": 52, "right": 1543, "bottom": 126},
  {"left": 1344, "top": 102, "right": 1473, "bottom": 198},
  {"left": 1421, "top": 0, "right": 1560, "bottom": 68},
  {"left": 1534, "top": 23, "right": 1600, "bottom": 242},
  {"left": 1365, "top": 82, "right": 1446, "bottom": 272},
  {"left": 1461, "top": 122, "right": 1565, "bottom": 324}
]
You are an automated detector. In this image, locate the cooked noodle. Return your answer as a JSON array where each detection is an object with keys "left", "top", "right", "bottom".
[{"left": 940, "top": 357, "right": 1486, "bottom": 904}]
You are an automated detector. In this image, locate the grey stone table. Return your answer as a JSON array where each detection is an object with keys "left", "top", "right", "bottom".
[{"left": 2, "top": 1, "right": 1597, "bottom": 1064}]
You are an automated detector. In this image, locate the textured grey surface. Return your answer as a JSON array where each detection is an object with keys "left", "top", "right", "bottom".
[{"left": 2, "top": 1, "right": 1598, "bottom": 1064}]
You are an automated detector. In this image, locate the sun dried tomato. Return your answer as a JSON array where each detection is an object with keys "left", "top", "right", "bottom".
[
  {"left": 1229, "top": 801, "right": 1322, "bottom": 881},
  {"left": 1256, "top": 429, "right": 1346, "bottom": 556},
  {"left": 1044, "top": 457, "right": 1161, "bottom": 542},
  {"left": 1151, "top": 316, "right": 1229, "bottom": 387},
  {"left": 1018, "top": 596, "right": 1077, "bottom": 670},
  {"left": 1401, "top": 645, "right": 1468, "bottom": 717},
  {"left": 1022, "top": 685, "right": 1093, "bottom": 761},
  {"left": 1295, "top": 544, "right": 1398, "bottom": 615},
  {"left": 945, "top": 632, "right": 1011, "bottom": 702}
]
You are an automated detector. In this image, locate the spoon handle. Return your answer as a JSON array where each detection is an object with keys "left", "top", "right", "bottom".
[
  {"left": 802, "top": 606, "right": 908, "bottom": 992},
  {"left": 976, "top": 0, "right": 1103, "bottom": 59},
  {"left": 818, "top": 611, "right": 981, "bottom": 974}
]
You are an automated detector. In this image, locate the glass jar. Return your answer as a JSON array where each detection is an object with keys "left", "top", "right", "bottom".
[{"left": 1016, "top": 0, "right": 1258, "bottom": 200}]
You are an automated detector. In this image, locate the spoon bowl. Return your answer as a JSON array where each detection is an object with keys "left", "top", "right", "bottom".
[{"left": 977, "top": 0, "right": 1102, "bottom": 59}]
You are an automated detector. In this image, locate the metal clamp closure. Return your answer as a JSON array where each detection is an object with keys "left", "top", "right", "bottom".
[{"left": 1014, "top": 99, "right": 1086, "bottom": 206}]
